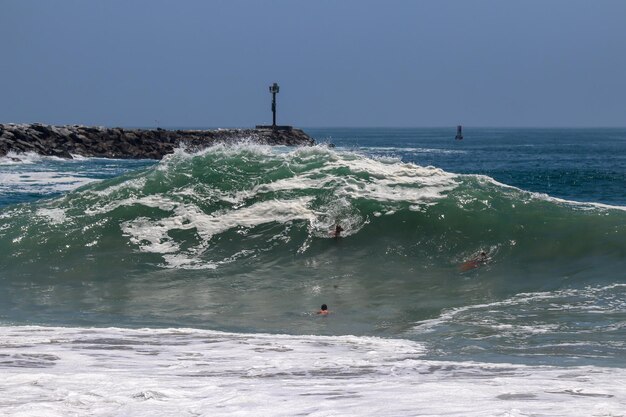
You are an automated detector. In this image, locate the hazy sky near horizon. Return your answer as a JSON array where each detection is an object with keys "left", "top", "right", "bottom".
[{"left": 2, "top": 0, "right": 626, "bottom": 127}]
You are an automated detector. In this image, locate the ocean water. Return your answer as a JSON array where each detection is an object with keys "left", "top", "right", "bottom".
[{"left": 0, "top": 128, "right": 625, "bottom": 416}]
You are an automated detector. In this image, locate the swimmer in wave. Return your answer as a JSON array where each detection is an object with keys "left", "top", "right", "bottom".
[
  {"left": 331, "top": 225, "right": 344, "bottom": 238},
  {"left": 316, "top": 304, "right": 330, "bottom": 315},
  {"left": 459, "top": 251, "right": 489, "bottom": 272}
]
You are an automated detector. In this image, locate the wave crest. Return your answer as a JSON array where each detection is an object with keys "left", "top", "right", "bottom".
[{"left": 0, "top": 144, "right": 624, "bottom": 272}]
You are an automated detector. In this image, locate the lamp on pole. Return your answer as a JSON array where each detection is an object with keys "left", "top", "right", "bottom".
[{"left": 269, "top": 82, "right": 280, "bottom": 128}]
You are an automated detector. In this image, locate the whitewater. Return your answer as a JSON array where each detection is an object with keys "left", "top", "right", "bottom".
[{"left": 1, "top": 128, "right": 625, "bottom": 416}]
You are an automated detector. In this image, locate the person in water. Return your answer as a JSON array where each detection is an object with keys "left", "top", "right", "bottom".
[
  {"left": 317, "top": 304, "right": 330, "bottom": 315},
  {"left": 332, "top": 225, "right": 344, "bottom": 238},
  {"left": 459, "top": 251, "right": 489, "bottom": 271}
]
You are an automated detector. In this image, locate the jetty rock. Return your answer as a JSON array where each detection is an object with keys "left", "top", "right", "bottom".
[{"left": 0, "top": 124, "right": 316, "bottom": 160}]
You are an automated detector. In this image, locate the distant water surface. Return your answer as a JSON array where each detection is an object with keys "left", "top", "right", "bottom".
[{"left": 308, "top": 127, "right": 626, "bottom": 206}]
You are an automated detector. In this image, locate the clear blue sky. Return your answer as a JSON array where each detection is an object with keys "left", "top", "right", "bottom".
[{"left": 2, "top": 0, "right": 625, "bottom": 127}]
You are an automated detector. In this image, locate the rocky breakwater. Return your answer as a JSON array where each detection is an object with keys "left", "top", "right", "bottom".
[{"left": 0, "top": 124, "right": 316, "bottom": 160}]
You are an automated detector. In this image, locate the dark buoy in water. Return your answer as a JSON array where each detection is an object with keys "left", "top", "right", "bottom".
[{"left": 455, "top": 125, "right": 463, "bottom": 140}]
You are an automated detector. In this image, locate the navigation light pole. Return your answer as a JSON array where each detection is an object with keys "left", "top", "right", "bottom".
[{"left": 269, "top": 82, "right": 279, "bottom": 128}]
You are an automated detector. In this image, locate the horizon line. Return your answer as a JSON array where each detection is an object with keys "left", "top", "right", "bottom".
[{"left": 3, "top": 122, "right": 626, "bottom": 130}]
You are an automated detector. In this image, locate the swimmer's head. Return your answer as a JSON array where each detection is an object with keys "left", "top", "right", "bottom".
[{"left": 320, "top": 304, "right": 328, "bottom": 311}]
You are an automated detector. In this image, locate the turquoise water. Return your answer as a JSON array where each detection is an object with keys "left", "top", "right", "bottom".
[
  {"left": 310, "top": 127, "right": 626, "bottom": 205},
  {"left": 0, "top": 128, "right": 624, "bottom": 369}
]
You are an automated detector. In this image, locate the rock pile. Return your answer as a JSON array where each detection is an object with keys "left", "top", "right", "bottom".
[{"left": 0, "top": 124, "right": 316, "bottom": 159}]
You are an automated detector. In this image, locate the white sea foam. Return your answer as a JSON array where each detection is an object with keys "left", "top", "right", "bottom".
[
  {"left": 118, "top": 196, "right": 316, "bottom": 268},
  {"left": 164, "top": 143, "right": 459, "bottom": 207},
  {"left": 0, "top": 151, "right": 74, "bottom": 165},
  {"left": 0, "top": 151, "right": 116, "bottom": 166},
  {"left": 0, "top": 152, "right": 101, "bottom": 202},
  {"left": 411, "top": 284, "right": 626, "bottom": 335},
  {"left": 355, "top": 146, "right": 468, "bottom": 155},
  {"left": 0, "top": 151, "right": 155, "bottom": 205},
  {"left": 0, "top": 151, "right": 41, "bottom": 165},
  {"left": 0, "top": 326, "right": 623, "bottom": 417},
  {"left": 35, "top": 208, "right": 68, "bottom": 225},
  {"left": 473, "top": 174, "right": 626, "bottom": 212},
  {"left": 0, "top": 171, "right": 98, "bottom": 194},
  {"left": 89, "top": 177, "right": 147, "bottom": 196}
]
